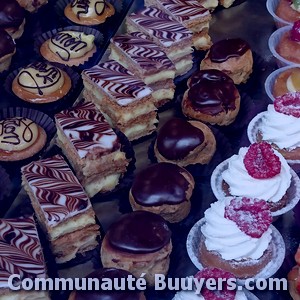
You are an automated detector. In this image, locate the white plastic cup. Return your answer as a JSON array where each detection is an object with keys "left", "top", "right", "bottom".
[{"left": 266, "top": 0, "right": 293, "bottom": 28}]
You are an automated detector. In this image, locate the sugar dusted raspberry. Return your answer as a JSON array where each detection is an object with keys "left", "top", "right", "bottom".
[
  {"left": 274, "top": 92, "right": 300, "bottom": 118},
  {"left": 194, "top": 268, "right": 236, "bottom": 300},
  {"left": 243, "top": 142, "right": 281, "bottom": 179},
  {"left": 291, "top": 20, "right": 300, "bottom": 42},
  {"left": 225, "top": 197, "right": 272, "bottom": 238}
]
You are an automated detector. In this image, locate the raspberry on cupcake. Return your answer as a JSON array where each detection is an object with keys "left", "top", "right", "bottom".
[{"left": 288, "top": 245, "right": 300, "bottom": 300}]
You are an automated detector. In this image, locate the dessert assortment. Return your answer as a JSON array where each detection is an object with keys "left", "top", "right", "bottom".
[{"left": 0, "top": 0, "right": 299, "bottom": 299}]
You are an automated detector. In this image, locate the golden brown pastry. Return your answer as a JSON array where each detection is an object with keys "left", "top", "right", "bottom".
[{"left": 16, "top": 0, "right": 48, "bottom": 12}]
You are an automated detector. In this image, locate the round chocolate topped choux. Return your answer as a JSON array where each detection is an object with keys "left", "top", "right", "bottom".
[
  {"left": 182, "top": 69, "right": 241, "bottom": 126},
  {"left": 0, "top": 29, "right": 16, "bottom": 73},
  {"left": 154, "top": 118, "right": 216, "bottom": 167},
  {"left": 68, "top": 268, "right": 146, "bottom": 300},
  {"left": 200, "top": 38, "right": 253, "bottom": 84},
  {"left": 129, "top": 163, "right": 195, "bottom": 223},
  {"left": 0, "top": 0, "right": 26, "bottom": 39},
  {"left": 101, "top": 211, "right": 172, "bottom": 286}
]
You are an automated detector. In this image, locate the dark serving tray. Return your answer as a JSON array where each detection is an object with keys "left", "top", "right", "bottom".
[{"left": 1, "top": 0, "right": 299, "bottom": 299}]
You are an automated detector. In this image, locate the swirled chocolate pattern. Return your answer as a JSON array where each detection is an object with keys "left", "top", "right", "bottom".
[
  {"left": 21, "top": 155, "right": 91, "bottom": 227},
  {"left": 0, "top": 117, "right": 38, "bottom": 151},
  {"left": 128, "top": 7, "right": 192, "bottom": 47},
  {"left": 153, "top": 0, "right": 210, "bottom": 22},
  {"left": 17, "top": 62, "right": 64, "bottom": 96},
  {"left": 83, "top": 60, "right": 153, "bottom": 106},
  {"left": 111, "top": 32, "right": 174, "bottom": 72},
  {"left": 71, "top": 0, "right": 109, "bottom": 19},
  {"left": 0, "top": 216, "right": 46, "bottom": 288},
  {"left": 55, "top": 102, "right": 119, "bottom": 158}
]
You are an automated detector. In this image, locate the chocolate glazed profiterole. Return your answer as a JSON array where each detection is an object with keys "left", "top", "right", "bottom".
[
  {"left": 68, "top": 268, "right": 146, "bottom": 300},
  {"left": 154, "top": 118, "right": 216, "bottom": 166},
  {"left": 0, "top": 29, "right": 16, "bottom": 73},
  {"left": 0, "top": 0, "right": 25, "bottom": 39},
  {"left": 129, "top": 163, "right": 195, "bottom": 222},
  {"left": 200, "top": 38, "right": 253, "bottom": 84},
  {"left": 101, "top": 210, "right": 172, "bottom": 286},
  {"left": 182, "top": 69, "right": 241, "bottom": 125}
]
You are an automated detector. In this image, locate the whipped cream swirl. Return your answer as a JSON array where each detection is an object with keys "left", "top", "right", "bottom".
[
  {"left": 201, "top": 199, "right": 272, "bottom": 261},
  {"left": 222, "top": 147, "right": 291, "bottom": 203},
  {"left": 260, "top": 104, "right": 300, "bottom": 150}
]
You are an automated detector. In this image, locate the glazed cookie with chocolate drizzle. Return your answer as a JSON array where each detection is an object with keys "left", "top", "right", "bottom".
[
  {"left": 40, "top": 30, "right": 96, "bottom": 67},
  {"left": 12, "top": 61, "right": 72, "bottom": 103},
  {"left": 0, "top": 117, "right": 47, "bottom": 161},
  {"left": 64, "top": 0, "right": 115, "bottom": 26}
]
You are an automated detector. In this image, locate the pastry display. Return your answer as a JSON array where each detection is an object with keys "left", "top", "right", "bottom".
[
  {"left": 182, "top": 69, "right": 241, "bottom": 126},
  {"left": 154, "top": 118, "right": 216, "bottom": 166},
  {"left": 200, "top": 38, "right": 253, "bottom": 84},
  {"left": 109, "top": 32, "right": 176, "bottom": 107},
  {"left": 144, "top": 0, "right": 212, "bottom": 50},
  {"left": 16, "top": 0, "right": 48, "bottom": 12},
  {"left": 0, "top": 216, "right": 50, "bottom": 299},
  {"left": 64, "top": 0, "right": 115, "bottom": 26},
  {"left": 276, "top": 20, "right": 300, "bottom": 64},
  {"left": 21, "top": 155, "right": 100, "bottom": 264},
  {"left": 126, "top": 6, "right": 193, "bottom": 76},
  {"left": 129, "top": 162, "right": 195, "bottom": 223},
  {"left": 200, "top": 197, "right": 274, "bottom": 278},
  {"left": 12, "top": 61, "right": 72, "bottom": 103},
  {"left": 40, "top": 30, "right": 97, "bottom": 67},
  {"left": 0, "top": 0, "right": 26, "bottom": 39},
  {"left": 248, "top": 93, "right": 300, "bottom": 161},
  {"left": 82, "top": 60, "right": 158, "bottom": 141},
  {"left": 276, "top": 0, "right": 300, "bottom": 24},
  {"left": 273, "top": 66, "right": 300, "bottom": 97},
  {"left": 217, "top": 142, "right": 293, "bottom": 213},
  {"left": 55, "top": 101, "right": 129, "bottom": 197},
  {"left": 288, "top": 245, "right": 300, "bottom": 300},
  {"left": 101, "top": 210, "right": 172, "bottom": 286},
  {"left": 0, "top": 29, "right": 16, "bottom": 73},
  {"left": 0, "top": 117, "right": 47, "bottom": 161},
  {"left": 68, "top": 268, "right": 146, "bottom": 300}
]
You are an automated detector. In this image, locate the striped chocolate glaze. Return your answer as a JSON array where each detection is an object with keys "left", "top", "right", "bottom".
[
  {"left": 111, "top": 32, "right": 175, "bottom": 72},
  {"left": 55, "top": 102, "right": 120, "bottom": 158},
  {"left": 83, "top": 60, "right": 153, "bottom": 106},
  {"left": 22, "top": 155, "right": 91, "bottom": 227},
  {"left": 0, "top": 216, "right": 47, "bottom": 288},
  {"left": 128, "top": 6, "right": 192, "bottom": 47},
  {"left": 152, "top": 0, "right": 210, "bottom": 22}
]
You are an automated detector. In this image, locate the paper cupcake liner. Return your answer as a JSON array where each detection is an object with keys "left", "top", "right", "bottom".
[
  {"left": 55, "top": 0, "right": 124, "bottom": 27},
  {"left": 264, "top": 64, "right": 300, "bottom": 102},
  {"left": 34, "top": 26, "right": 104, "bottom": 71},
  {"left": 186, "top": 218, "right": 285, "bottom": 285},
  {"left": 210, "top": 157, "right": 300, "bottom": 217},
  {"left": 268, "top": 25, "right": 296, "bottom": 68},
  {"left": 0, "top": 106, "right": 56, "bottom": 166},
  {"left": 148, "top": 126, "right": 233, "bottom": 179},
  {"left": 4, "top": 62, "right": 82, "bottom": 115},
  {"left": 266, "top": 0, "right": 292, "bottom": 28},
  {"left": 248, "top": 112, "right": 300, "bottom": 165}
]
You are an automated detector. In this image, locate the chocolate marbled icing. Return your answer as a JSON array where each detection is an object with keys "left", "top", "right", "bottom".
[
  {"left": 71, "top": 0, "right": 109, "bottom": 19},
  {"left": 154, "top": 0, "right": 210, "bottom": 22},
  {"left": 187, "top": 69, "right": 237, "bottom": 115},
  {"left": 0, "top": 29, "right": 15, "bottom": 57},
  {"left": 111, "top": 32, "right": 175, "bottom": 73},
  {"left": 106, "top": 211, "right": 171, "bottom": 254},
  {"left": 131, "top": 163, "right": 190, "bottom": 206},
  {"left": 0, "top": 216, "right": 47, "bottom": 288},
  {"left": 0, "top": 0, "right": 25, "bottom": 28},
  {"left": 21, "top": 155, "right": 91, "bottom": 227},
  {"left": 208, "top": 38, "right": 250, "bottom": 63},
  {"left": 128, "top": 6, "right": 192, "bottom": 47},
  {"left": 83, "top": 60, "right": 152, "bottom": 106},
  {"left": 157, "top": 118, "right": 204, "bottom": 160},
  {"left": 74, "top": 268, "right": 141, "bottom": 300},
  {"left": 55, "top": 102, "right": 120, "bottom": 159}
]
